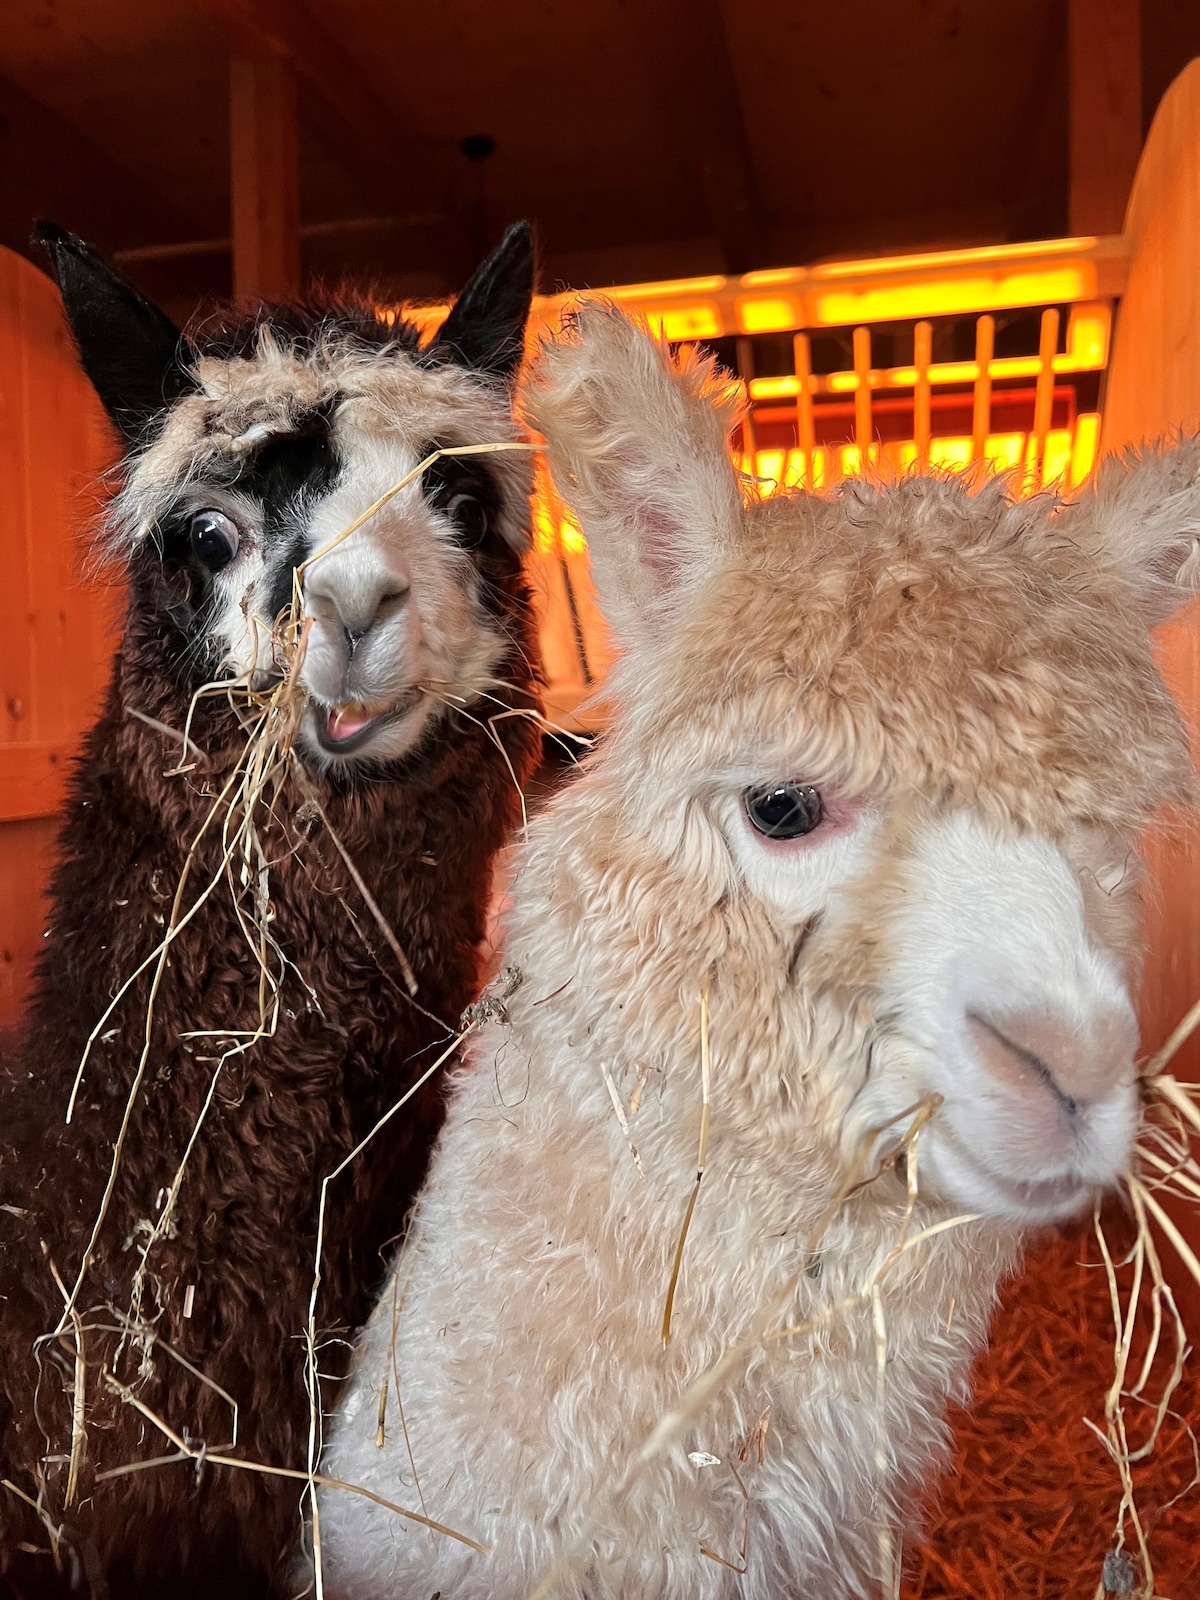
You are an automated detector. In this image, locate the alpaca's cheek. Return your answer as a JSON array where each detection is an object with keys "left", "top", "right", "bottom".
[
  {"left": 207, "top": 555, "right": 276, "bottom": 679},
  {"left": 721, "top": 797, "right": 883, "bottom": 926}
]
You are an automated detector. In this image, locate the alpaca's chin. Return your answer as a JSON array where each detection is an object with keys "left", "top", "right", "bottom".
[{"left": 917, "top": 1121, "right": 1126, "bottom": 1226}]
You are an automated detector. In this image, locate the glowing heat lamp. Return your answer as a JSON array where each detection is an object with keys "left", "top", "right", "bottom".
[
  {"left": 811, "top": 267, "right": 1091, "bottom": 328},
  {"left": 645, "top": 305, "right": 723, "bottom": 341},
  {"left": 737, "top": 296, "right": 801, "bottom": 334}
]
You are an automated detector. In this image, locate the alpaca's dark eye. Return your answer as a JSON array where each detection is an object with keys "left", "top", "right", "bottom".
[
  {"left": 445, "top": 492, "right": 488, "bottom": 547},
  {"left": 189, "top": 509, "right": 240, "bottom": 572},
  {"left": 745, "top": 782, "right": 824, "bottom": 840}
]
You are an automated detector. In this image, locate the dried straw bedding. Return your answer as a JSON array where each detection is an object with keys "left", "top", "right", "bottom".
[{"left": 904, "top": 1215, "right": 1200, "bottom": 1600}]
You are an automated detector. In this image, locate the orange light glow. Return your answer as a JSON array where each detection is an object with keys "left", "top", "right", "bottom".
[
  {"left": 812, "top": 268, "right": 1090, "bottom": 328},
  {"left": 751, "top": 448, "right": 787, "bottom": 488},
  {"left": 645, "top": 305, "right": 723, "bottom": 341},
  {"left": 1070, "top": 413, "right": 1101, "bottom": 485},
  {"left": 808, "top": 236, "right": 1104, "bottom": 281},
  {"left": 1063, "top": 303, "right": 1110, "bottom": 366},
  {"left": 928, "top": 437, "right": 975, "bottom": 470},
  {"left": 607, "top": 274, "right": 727, "bottom": 301},
  {"left": 749, "top": 375, "right": 801, "bottom": 401},
  {"left": 736, "top": 428, "right": 1097, "bottom": 498},
  {"left": 737, "top": 296, "right": 800, "bottom": 334},
  {"left": 1041, "top": 428, "right": 1074, "bottom": 485},
  {"left": 983, "top": 433, "right": 1027, "bottom": 471},
  {"left": 532, "top": 501, "right": 586, "bottom": 558}
]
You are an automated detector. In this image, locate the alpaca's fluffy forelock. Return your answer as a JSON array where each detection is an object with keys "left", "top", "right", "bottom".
[
  {"left": 316, "top": 304, "right": 1200, "bottom": 1600},
  {"left": 111, "top": 322, "right": 532, "bottom": 769}
]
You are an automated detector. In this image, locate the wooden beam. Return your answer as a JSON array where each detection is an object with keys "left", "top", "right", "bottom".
[
  {"left": 190, "top": 0, "right": 425, "bottom": 212},
  {"left": 230, "top": 50, "right": 300, "bottom": 299},
  {"left": 639, "top": 0, "right": 767, "bottom": 274},
  {"left": 0, "top": 74, "right": 202, "bottom": 264},
  {"left": 1068, "top": 0, "right": 1142, "bottom": 235}
]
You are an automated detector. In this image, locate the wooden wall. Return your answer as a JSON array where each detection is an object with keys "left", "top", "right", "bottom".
[
  {"left": 0, "top": 245, "right": 116, "bottom": 1028},
  {"left": 1101, "top": 57, "right": 1200, "bottom": 1315}
]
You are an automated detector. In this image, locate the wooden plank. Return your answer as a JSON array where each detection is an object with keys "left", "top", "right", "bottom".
[
  {"left": 0, "top": 743, "right": 71, "bottom": 822},
  {"left": 1101, "top": 58, "right": 1200, "bottom": 1319},
  {"left": 1068, "top": 0, "right": 1142, "bottom": 236},
  {"left": 190, "top": 0, "right": 425, "bottom": 215},
  {"left": 0, "top": 815, "right": 58, "bottom": 1029},
  {"left": 230, "top": 50, "right": 300, "bottom": 300},
  {"left": 0, "top": 246, "right": 115, "bottom": 1025},
  {"left": 0, "top": 248, "right": 35, "bottom": 755},
  {"left": 630, "top": 0, "right": 766, "bottom": 272}
]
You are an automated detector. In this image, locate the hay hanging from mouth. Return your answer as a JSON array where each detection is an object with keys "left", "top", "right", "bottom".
[{"left": 906, "top": 1013, "right": 1200, "bottom": 1600}]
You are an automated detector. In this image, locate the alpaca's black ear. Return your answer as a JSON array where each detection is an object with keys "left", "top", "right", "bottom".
[
  {"left": 432, "top": 221, "right": 534, "bottom": 382},
  {"left": 34, "top": 222, "right": 196, "bottom": 445}
]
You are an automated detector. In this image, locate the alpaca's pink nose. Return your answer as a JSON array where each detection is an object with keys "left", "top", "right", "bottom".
[{"left": 966, "top": 1006, "right": 1138, "bottom": 1112}]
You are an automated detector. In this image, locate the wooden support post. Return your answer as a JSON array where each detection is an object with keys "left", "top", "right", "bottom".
[
  {"left": 852, "top": 327, "right": 872, "bottom": 463},
  {"left": 1031, "top": 307, "right": 1060, "bottom": 485},
  {"left": 1067, "top": 0, "right": 1142, "bottom": 236},
  {"left": 913, "top": 321, "right": 932, "bottom": 469},
  {"left": 230, "top": 50, "right": 300, "bottom": 300},
  {"left": 793, "top": 333, "right": 815, "bottom": 487},
  {"left": 971, "top": 315, "right": 994, "bottom": 466},
  {"left": 736, "top": 336, "right": 758, "bottom": 468}
]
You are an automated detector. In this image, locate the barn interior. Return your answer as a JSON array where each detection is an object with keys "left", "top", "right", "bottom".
[
  {"left": 2, "top": 3, "right": 1200, "bottom": 1597},
  {"left": 0, "top": 0, "right": 1195, "bottom": 313}
]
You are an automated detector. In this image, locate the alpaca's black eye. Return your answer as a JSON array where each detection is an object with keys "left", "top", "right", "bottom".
[
  {"left": 445, "top": 492, "right": 488, "bottom": 547},
  {"left": 745, "top": 782, "right": 824, "bottom": 840},
  {"left": 189, "top": 509, "right": 240, "bottom": 572}
]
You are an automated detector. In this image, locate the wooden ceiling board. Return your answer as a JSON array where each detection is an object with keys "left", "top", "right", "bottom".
[{"left": 0, "top": 0, "right": 1191, "bottom": 309}]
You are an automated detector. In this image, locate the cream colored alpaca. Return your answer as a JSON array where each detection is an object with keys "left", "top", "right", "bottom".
[{"left": 317, "top": 304, "right": 1200, "bottom": 1600}]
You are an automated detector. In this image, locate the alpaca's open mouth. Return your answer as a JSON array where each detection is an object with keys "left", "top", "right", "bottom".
[{"left": 310, "top": 692, "right": 424, "bottom": 756}]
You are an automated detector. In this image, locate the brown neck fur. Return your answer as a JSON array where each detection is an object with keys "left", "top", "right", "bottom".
[{"left": 0, "top": 555, "right": 541, "bottom": 1597}]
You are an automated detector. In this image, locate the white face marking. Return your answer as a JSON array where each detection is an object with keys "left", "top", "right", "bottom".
[
  {"left": 864, "top": 813, "right": 1138, "bottom": 1222},
  {"left": 202, "top": 427, "right": 510, "bottom": 768},
  {"left": 724, "top": 791, "right": 1140, "bottom": 1225},
  {"left": 722, "top": 787, "right": 881, "bottom": 925}
]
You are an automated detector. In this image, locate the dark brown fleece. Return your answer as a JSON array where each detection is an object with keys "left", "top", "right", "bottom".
[{"left": 0, "top": 551, "right": 541, "bottom": 1598}]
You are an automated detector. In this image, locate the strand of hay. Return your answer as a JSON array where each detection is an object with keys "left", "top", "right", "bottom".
[
  {"left": 96, "top": 1373, "right": 488, "bottom": 1552},
  {"left": 901, "top": 1226, "right": 1200, "bottom": 1600},
  {"left": 661, "top": 986, "right": 713, "bottom": 1348}
]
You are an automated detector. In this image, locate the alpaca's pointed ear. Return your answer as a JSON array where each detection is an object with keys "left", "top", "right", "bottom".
[
  {"left": 1063, "top": 435, "right": 1200, "bottom": 625},
  {"left": 34, "top": 222, "right": 195, "bottom": 446},
  {"left": 526, "top": 301, "right": 744, "bottom": 647},
  {"left": 432, "top": 221, "right": 534, "bottom": 383}
]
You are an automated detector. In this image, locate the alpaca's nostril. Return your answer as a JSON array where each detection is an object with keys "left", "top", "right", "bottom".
[{"left": 965, "top": 1006, "right": 1137, "bottom": 1111}]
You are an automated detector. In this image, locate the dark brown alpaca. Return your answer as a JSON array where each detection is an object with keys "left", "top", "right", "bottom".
[{"left": 0, "top": 224, "right": 542, "bottom": 1599}]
